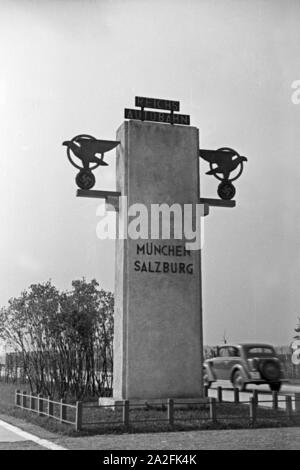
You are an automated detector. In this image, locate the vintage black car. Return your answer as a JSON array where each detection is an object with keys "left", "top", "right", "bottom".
[{"left": 203, "top": 343, "right": 285, "bottom": 391}]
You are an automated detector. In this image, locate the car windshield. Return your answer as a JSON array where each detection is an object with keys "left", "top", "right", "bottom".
[{"left": 245, "top": 346, "right": 275, "bottom": 357}]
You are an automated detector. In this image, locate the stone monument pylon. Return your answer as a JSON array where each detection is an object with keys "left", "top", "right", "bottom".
[
  {"left": 67, "top": 95, "right": 246, "bottom": 405},
  {"left": 113, "top": 119, "right": 203, "bottom": 401}
]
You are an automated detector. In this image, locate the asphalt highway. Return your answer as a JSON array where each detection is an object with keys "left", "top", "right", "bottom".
[{"left": 208, "top": 380, "right": 300, "bottom": 410}]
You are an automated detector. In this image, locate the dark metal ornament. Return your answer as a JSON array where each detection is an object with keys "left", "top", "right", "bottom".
[
  {"left": 208, "top": 147, "right": 245, "bottom": 182},
  {"left": 65, "top": 135, "right": 101, "bottom": 170},
  {"left": 217, "top": 180, "right": 236, "bottom": 200},
  {"left": 199, "top": 146, "right": 247, "bottom": 201},
  {"left": 76, "top": 169, "right": 96, "bottom": 190},
  {"left": 63, "top": 134, "right": 120, "bottom": 190}
]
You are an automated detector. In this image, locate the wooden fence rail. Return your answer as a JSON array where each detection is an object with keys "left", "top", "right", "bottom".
[{"left": 15, "top": 390, "right": 80, "bottom": 429}]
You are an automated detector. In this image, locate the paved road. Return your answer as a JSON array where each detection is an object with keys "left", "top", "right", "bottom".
[
  {"left": 208, "top": 381, "right": 300, "bottom": 410},
  {"left": 0, "top": 421, "right": 44, "bottom": 450},
  {"left": 213, "top": 381, "right": 300, "bottom": 394},
  {"left": 0, "top": 422, "right": 25, "bottom": 442},
  {"left": 0, "top": 418, "right": 65, "bottom": 450}
]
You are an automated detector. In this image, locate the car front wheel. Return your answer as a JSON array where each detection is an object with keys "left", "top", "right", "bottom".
[{"left": 232, "top": 370, "right": 246, "bottom": 391}]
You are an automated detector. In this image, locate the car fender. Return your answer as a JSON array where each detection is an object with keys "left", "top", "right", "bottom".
[
  {"left": 203, "top": 362, "right": 216, "bottom": 381},
  {"left": 230, "top": 364, "right": 249, "bottom": 383}
]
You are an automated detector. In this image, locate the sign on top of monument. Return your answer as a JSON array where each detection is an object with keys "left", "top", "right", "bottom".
[
  {"left": 125, "top": 96, "right": 190, "bottom": 126},
  {"left": 135, "top": 96, "right": 180, "bottom": 111}
]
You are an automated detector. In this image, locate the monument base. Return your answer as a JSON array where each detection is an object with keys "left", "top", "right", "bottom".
[{"left": 99, "top": 396, "right": 209, "bottom": 409}]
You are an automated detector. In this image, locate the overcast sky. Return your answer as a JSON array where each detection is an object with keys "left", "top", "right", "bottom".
[{"left": 0, "top": 0, "right": 299, "bottom": 348}]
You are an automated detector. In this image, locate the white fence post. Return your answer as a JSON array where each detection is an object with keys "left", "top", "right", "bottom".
[
  {"left": 22, "top": 390, "right": 27, "bottom": 408},
  {"left": 285, "top": 395, "right": 293, "bottom": 419},
  {"left": 294, "top": 393, "right": 300, "bottom": 414},
  {"left": 167, "top": 399, "right": 174, "bottom": 426},
  {"left": 75, "top": 401, "right": 83, "bottom": 431},
  {"left": 122, "top": 400, "right": 129, "bottom": 427},
  {"left": 60, "top": 398, "right": 66, "bottom": 422},
  {"left": 15, "top": 390, "right": 20, "bottom": 406},
  {"left": 249, "top": 396, "right": 257, "bottom": 425},
  {"left": 38, "top": 393, "right": 43, "bottom": 416},
  {"left": 209, "top": 397, "right": 217, "bottom": 423}
]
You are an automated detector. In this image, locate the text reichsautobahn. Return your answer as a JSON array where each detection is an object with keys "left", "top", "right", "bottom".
[{"left": 124, "top": 108, "right": 190, "bottom": 125}]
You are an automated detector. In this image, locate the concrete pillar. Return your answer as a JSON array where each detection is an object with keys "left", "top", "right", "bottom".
[{"left": 113, "top": 120, "right": 203, "bottom": 400}]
